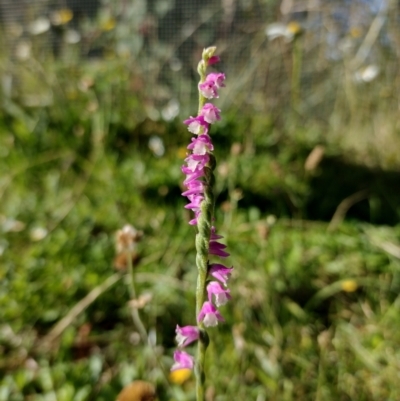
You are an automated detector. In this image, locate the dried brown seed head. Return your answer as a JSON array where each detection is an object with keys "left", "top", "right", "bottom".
[
  {"left": 115, "top": 224, "right": 143, "bottom": 254},
  {"left": 116, "top": 381, "right": 156, "bottom": 401}
]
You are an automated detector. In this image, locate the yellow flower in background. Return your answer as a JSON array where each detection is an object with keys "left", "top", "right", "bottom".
[
  {"left": 101, "top": 17, "right": 116, "bottom": 32},
  {"left": 169, "top": 368, "right": 192, "bottom": 384},
  {"left": 287, "top": 21, "right": 302, "bottom": 36},
  {"left": 350, "top": 26, "right": 363, "bottom": 38},
  {"left": 341, "top": 280, "right": 358, "bottom": 293},
  {"left": 51, "top": 9, "right": 73, "bottom": 26},
  {"left": 66, "top": 89, "right": 78, "bottom": 100},
  {"left": 177, "top": 146, "right": 187, "bottom": 159}
]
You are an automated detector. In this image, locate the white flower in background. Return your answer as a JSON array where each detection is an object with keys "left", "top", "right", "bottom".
[
  {"left": 145, "top": 106, "right": 160, "bottom": 121},
  {"left": 1, "top": 217, "right": 25, "bottom": 232},
  {"left": 15, "top": 41, "right": 31, "bottom": 60},
  {"left": 64, "top": 29, "right": 81, "bottom": 44},
  {"left": 161, "top": 99, "right": 180, "bottom": 121},
  {"left": 148, "top": 136, "right": 165, "bottom": 157},
  {"left": 28, "top": 17, "right": 50, "bottom": 35},
  {"left": 169, "top": 57, "right": 182, "bottom": 72},
  {"left": 265, "top": 21, "right": 302, "bottom": 43},
  {"left": 354, "top": 64, "right": 380, "bottom": 83},
  {"left": 30, "top": 227, "right": 48, "bottom": 241}
]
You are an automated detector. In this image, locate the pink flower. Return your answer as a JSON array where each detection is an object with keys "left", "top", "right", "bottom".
[
  {"left": 187, "top": 134, "right": 214, "bottom": 154},
  {"left": 198, "top": 80, "right": 219, "bottom": 99},
  {"left": 209, "top": 264, "right": 233, "bottom": 286},
  {"left": 210, "top": 226, "right": 223, "bottom": 240},
  {"left": 183, "top": 115, "right": 209, "bottom": 135},
  {"left": 207, "top": 281, "right": 231, "bottom": 307},
  {"left": 207, "top": 72, "right": 226, "bottom": 88},
  {"left": 184, "top": 194, "right": 204, "bottom": 212},
  {"left": 171, "top": 350, "right": 194, "bottom": 371},
  {"left": 209, "top": 240, "right": 230, "bottom": 258},
  {"left": 175, "top": 325, "right": 200, "bottom": 347},
  {"left": 182, "top": 181, "right": 204, "bottom": 197},
  {"left": 207, "top": 55, "right": 220, "bottom": 65},
  {"left": 182, "top": 164, "right": 204, "bottom": 179},
  {"left": 198, "top": 301, "right": 224, "bottom": 327},
  {"left": 184, "top": 153, "right": 209, "bottom": 173},
  {"left": 189, "top": 210, "right": 201, "bottom": 226},
  {"left": 183, "top": 168, "right": 204, "bottom": 186},
  {"left": 200, "top": 104, "right": 221, "bottom": 124}
]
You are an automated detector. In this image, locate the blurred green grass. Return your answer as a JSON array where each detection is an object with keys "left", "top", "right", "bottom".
[
  {"left": 2, "top": 3, "right": 400, "bottom": 399},
  {"left": 2, "top": 96, "right": 400, "bottom": 399}
]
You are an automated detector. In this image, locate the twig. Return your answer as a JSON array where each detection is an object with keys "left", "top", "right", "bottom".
[
  {"left": 38, "top": 271, "right": 188, "bottom": 351},
  {"left": 37, "top": 273, "right": 122, "bottom": 349},
  {"left": 369, "top": 240, "right": 400, "bottom": 259},
  {"left": 350, "top": 2, "right": 388, "bottom": 70},
  {"left": 328, "top": 190, "right": 369, "bottom": 232},
  {"left": 0, "top": 151, "right": 71, "bottom": 199}
]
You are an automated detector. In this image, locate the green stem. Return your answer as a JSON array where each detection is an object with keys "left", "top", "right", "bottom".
[
  {"left": 291, "top": 36, "right": 302, "bottom": 112},
  {"left": 195, "top": 329, "right": 208, "bottom": 400},
  {"left": 197, "top": 60, "right": 207, "bottom": 115},
  {"left": 126, "top": 252, "right": 172, "bottom": 387},
  {"left": 126, "top": 251, "right": 148, "bottom": 344},
  {"left": 195, "top": 156, "right": 216, "bottom": 401}
]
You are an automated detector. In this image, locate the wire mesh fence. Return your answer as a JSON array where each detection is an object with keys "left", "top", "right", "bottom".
[{"left": 0, "top": 0, "right": 399, "bottom": 166}]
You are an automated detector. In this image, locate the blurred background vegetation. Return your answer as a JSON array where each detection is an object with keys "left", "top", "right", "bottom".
[{"left": 1, "top": 0, "right": 400, "bottom": 400}]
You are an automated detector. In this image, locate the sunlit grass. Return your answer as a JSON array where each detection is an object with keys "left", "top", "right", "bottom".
[
  {"left": 2, "top": 130, "right": 400, "bottom": 399},
  {"left": 1, "top": 2, "right": 400, "bottom": 399}
]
